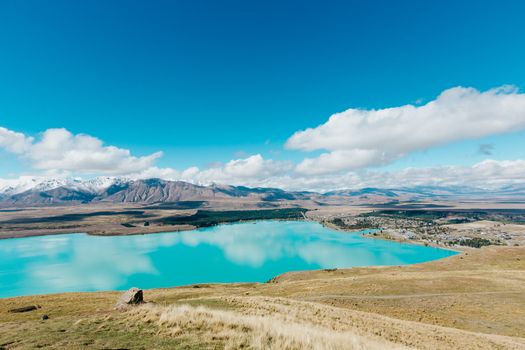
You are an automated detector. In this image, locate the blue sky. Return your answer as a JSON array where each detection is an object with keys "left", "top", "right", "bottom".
[{"left": 1, "top": 1, "right": 525, "bottom": 190}]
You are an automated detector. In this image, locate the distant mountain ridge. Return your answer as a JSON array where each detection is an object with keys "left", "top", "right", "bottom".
[
  {"left": 0, "top": 177, "right": 313, "bottom": 207},
  {"left": 1, "top": 177, "right": 524, "bottom": 207}
]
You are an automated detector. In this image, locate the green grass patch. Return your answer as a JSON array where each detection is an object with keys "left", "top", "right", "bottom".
[{"left": 158, "top": 208, "right": 307, "bottom": 227}]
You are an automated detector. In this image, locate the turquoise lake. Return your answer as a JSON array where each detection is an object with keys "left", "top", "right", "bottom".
[{"left": 0, "top": 220, "right": 457, "bottom": 298}]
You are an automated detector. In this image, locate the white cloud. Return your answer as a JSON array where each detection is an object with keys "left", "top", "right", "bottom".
[
  {"left": 221, "top": 154, "right": 290, "bottom": 178},
  {"left": 295, "top": 149, "right": 389, "bottom": 175},
  {"left": 127, "top": 156, "right": 525, "bottom": 192},
  {"left": 125, "top": 166, "right": 180, "bottom": 181},
  {"left": 2, "top": 149, "right": 525, "bottom": 192},
  {"left": 126, "top": 154, "right": 291, "bottom": 188},
  {"left": 0, "top": 127, "right": 162, "bottom": 175},
  {"left": 0, "top": 127, "right": 33, "bottom": 154},
  {"left": 179, "top": 154, "right": 293, "bottom": 187},
  {"left": 286, "top": 86, "right": 525, "bottom": 174},
  {"left": 269, "top": 159, "right": 525, "bottom": 192}
]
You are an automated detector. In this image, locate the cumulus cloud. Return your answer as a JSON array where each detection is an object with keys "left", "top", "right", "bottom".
[
  {"left": 127, "top": 154, "right": 292, "bottom": 188},
  {"left": 183, "top": 155, "right": 292, "bottom": 186},
  {"left": 127, "top": 155, "right": 525, "bottom": 192},
  {"left": 0, "top": 127, "right": 33, "bottom": 153},
  {"left": 295, "top": 149, "right": 389, "bottom": 175},
  {"left": 0, "top": 127, "right": 162, "bottom": 175},
  {"left": 2, "top": 138, "right": 525, "bottom": 191},
  {"left": 352, "top": 159, "right": 525, "bottom": 190},
  {"left": 214, "top": 158, "right": 525, "bottom": 192},
  {"left": 286, "top": 86, "right": 525, "bottom": 174},
  {"left": 131, "top": 166, "right": 181, "bottom": 180}
]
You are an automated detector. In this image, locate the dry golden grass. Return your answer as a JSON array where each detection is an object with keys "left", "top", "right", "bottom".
[
  {"left": 260, "top": 246, "right": 525, "bottom": 336},
  {"left": 124, "top": 294, "right": 525, "bottom": 350},
  {"left": 128, "top": 302, "right": 405, "bottom": 350}
]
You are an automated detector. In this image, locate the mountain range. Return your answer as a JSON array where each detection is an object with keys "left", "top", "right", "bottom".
[
  {"left": 0, "top": 177, "right": 314, "bottom": 207},
  {"left": 0, "top": 177, "right": 524, "bottom": 207}
]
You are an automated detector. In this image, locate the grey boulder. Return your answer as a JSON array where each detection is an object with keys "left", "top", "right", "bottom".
[{"left": 115, "top": 287, "right": 144, "bottom": 309}]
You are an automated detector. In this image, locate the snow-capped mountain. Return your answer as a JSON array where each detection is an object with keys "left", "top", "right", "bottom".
[
  {"left": 0, "top": 176, "right": 316, "bottom": 206},
  {"left": 0, "top": 176, "right": 68, "bottom": 196},
  {"left": 75, "top": 176, "right": 130, "bottom": 194},
  {"left": 0, "top": 176, "right": 128, "bottom": 196}
]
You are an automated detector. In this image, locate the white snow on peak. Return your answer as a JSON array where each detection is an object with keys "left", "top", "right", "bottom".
[{"left": 0, "top": 176, "right": 130, "bottom": 195}]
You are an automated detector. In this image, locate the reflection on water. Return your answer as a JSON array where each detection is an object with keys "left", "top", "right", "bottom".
[{"left": 0, "top": 221, "right": 457, "bottom": 298}]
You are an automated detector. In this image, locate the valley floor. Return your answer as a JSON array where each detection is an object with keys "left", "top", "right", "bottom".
[{"left": 1, "top": 246, "right": 524, "bottom": 349}]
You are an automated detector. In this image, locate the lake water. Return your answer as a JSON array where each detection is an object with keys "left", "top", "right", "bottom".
[{"left": 0, "top": 220, "right": 457, "bottom": 298}]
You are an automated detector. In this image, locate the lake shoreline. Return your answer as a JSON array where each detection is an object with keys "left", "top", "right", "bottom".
[
  {"left": 0, "top": 223, "right": 197, "bottom": 240},
  {"left": 0, "top": 220, "right": 458, "bottom": 299},
  {"left": 318, "top": 219, "right": 466, "bottom": 251},
  {"left": 0, "top": 212, "right": 471, "bottom": 254},
  {"left": 0, "top": 207, "right": 307, "bottom": 240},
  {"left": 0, "top": 215, "right": 465, "bottom": 253}
]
